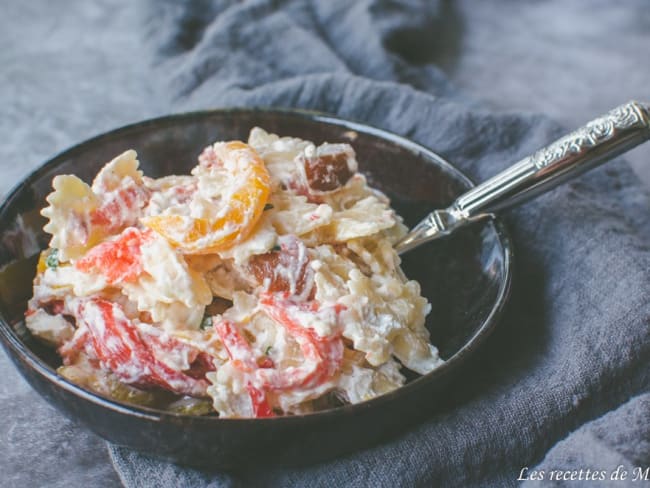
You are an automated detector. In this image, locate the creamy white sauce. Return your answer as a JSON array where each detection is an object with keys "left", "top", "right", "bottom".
[{"left": 32, "top": 128, "right": 444, "bottom": 418}]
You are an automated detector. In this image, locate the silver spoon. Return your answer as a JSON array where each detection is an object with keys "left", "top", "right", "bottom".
[{"left": 394, "top": 100, "right": 650, "bottom": 254}]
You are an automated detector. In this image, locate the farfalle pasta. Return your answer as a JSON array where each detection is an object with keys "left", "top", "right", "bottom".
[{"left": 25, "top": 128, "right": 443, "bottom": 417}]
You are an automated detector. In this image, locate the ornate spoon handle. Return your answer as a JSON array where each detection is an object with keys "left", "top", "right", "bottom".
[{"left": 395, "top": 101, "right": 650, "bottom": 254}]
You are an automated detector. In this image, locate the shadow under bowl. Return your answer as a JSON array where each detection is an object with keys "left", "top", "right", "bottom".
[{"left": 0, "top": 109, "right": 513, "bottom": 468}]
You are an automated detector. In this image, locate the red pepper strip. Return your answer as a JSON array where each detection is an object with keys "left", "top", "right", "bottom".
[
  {"left": 75, "top": 227, "right": 153, "bottom": 284},
  {"left": 214, "top": 320, "right": 275, "bottom": 417},
  {"left": 258, "top": 293, "right": 345, "bottom": 390},
  {"left": 214, "top": 310, "right": 322, "bottom": 390},
  {"left": 139, "top": 327, "right": 216, "bottom": 379},
  {"left": 90, "top": 184, "right": 150, "bottom": 232},
  {"left": 214, "top": 320, "right": 258, "bottom": 372},
  {"left": 58, "top": 325, "right": 91, "bottom": 365},
  {"left": 257, "top": 330, "right": 322, "bottom": 390},
  {"left": 142, "top": 328, "right": 200, "bottom": 364},
  {"left": 246, "top": 383, "right": 275, "bottom": 418},
  {"left": 77, "top": 298, "right": 208, "bottom": 397}
]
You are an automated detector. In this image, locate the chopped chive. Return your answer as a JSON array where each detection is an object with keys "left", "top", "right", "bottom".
[
  {"left": 200, "top": 316, "right": 213, "bottom": 330},
  {"left": 271, "top": 244, "right": 281, "bottom": 252},
  {"left": 45, "top": 248, "right": 59, "bottom": 269},
  {"left": 265, "top": 346, "right": 272, "bottom": 356},
  {"left": 263, "top": 203, "right": 274, "bottom": 211}
]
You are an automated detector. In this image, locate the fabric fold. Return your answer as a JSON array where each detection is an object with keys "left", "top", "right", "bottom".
[{"left": 108, "top": 1, "right": 650, "bottom": 486}]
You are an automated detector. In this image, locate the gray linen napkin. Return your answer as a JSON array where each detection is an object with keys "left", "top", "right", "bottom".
[{"left": 109, "top": 1, "right": 650, "bottom": 486}]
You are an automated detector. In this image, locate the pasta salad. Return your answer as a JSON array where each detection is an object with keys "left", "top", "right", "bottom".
[{"left": 25, "top": 128, "right": 443, "bottom": 417}]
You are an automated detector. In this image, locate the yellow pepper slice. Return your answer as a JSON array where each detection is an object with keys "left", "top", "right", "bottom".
[{"left": 143, "top": 141, "right": 270, "bottom": 254}]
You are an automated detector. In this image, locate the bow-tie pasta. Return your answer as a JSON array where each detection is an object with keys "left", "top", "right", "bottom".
[{"left": 26, "top": 129, "right": 443, "bottom": 417}]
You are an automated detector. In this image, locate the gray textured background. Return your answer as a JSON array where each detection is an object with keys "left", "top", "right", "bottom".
[{"left": 1, "top": 1, "right": 648, "bottom": 487}]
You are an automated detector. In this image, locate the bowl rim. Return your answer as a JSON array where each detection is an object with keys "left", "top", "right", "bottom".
[{"left": 0, "top": 107, "right": 514, "bottom": 424}]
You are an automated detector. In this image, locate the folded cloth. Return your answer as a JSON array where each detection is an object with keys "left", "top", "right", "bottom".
[
  {"left": 108, "top": 1, "right": 650, "bottom": 486},
  {"left": 523, "top": 393, "right": 650, "bottom": 487},
  {"left": 1, "top": 0, "right": 648, "bottom": 486}
]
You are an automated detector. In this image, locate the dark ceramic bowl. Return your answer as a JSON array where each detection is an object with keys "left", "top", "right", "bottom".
[{"left": 0, "top": 109, "right": 512, "bottom": 468}]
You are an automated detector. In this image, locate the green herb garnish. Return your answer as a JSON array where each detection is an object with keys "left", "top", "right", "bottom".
[
  {"left": 200, "top": 316, "right": 213, "bottom": 330},
  {"left": 45, "top": 248, "right": 59, "bottom": 269},
  {"left": 265, "top": 346, "right": 273, "bottom": 356},
  {"left": 271, "top": 244, "right": 281, "bottom": 252},
  {"left": 263, "top": 203, "right": 274, "bottom": 211}
]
